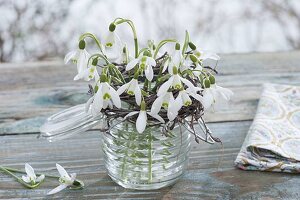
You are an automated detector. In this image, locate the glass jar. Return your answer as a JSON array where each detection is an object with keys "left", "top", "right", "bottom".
[{"left": 101, "top": 120, "right": 191, "bottom": 190}]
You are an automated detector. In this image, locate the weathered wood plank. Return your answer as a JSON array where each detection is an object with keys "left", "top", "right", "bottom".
[{"left": 1, "top": 121, "right": 300, "bottom": 199}]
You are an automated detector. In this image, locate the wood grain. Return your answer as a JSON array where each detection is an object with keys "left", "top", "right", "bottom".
[{"left": 1, "top": 51, "right": 300, "bottom": 199}]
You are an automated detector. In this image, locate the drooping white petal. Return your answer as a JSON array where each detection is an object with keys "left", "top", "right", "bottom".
[
  {"left": 56, "top": 164, "right": 71, "bottom": 181},
  {"left": 162, "top": 58, "right": 170, "bottom": 73},
  {"left": 124, "top": 111, "right": 139, "bottom": 119},
  {"left": 180, "top": 77, "right": 195, "bottom": 88},
  {"left": 188, "top": 90, "right": 203, "bottom": 102},
  {"left": 77, "top": 50, "right": 89, "bottom": 74},
  {"left": 109, "top": 85, "right": 121, "bottom": 108},
  {"left": 22, "top": 175, "right": 30, "bottom": 183},
  {"left": 172, "top": 74, "right": 182, "bottom": 88},
  {"left": 150, "top": 95, "right": 164, "bottom": 114},
  {"left": 168, "top": 62, "right": 175, "bottom": 75},
  {"left": 157, "top": 76, "right": 174, "bottom": 96},
  {"left": 91, "top": 86, "right": 104, "bottom": 115},
  {"left": 146, "top": 57, "right": 156, "bottom": 66},
  {"left": 202, "top": 89, "right": 214, "bottom": 109},
  {"left": 128, "top": 79, "right": 138, "bottom": 93},
  {"left": 172, "top": 49, "right": 182, "bottom": 66},
  {"left": 117, "top": 82, "right": 129, "bottom": 95},
  {"left": 25, "top": 163, "right": 36, "bottom": 180},
  {"left": 134, "top": 85, "right": 142, "bottom": 105},
  {"left": 85, "top": 96, "right": 94, "bottom": 113},
  {"left": 136, "top": 111, "right": 147, "bottom": 133},
  {"left": 36, "top": 174, "right": 45, "bottom": 183},
  {"left": 181, "top": 90, "right": 192, "bottom": 105},
  {"left": 105, "top": 46, "right": 122, "bottom": 61},
  {"left": 174, "top": 92, "right": 184, "bottom": 111},
  {"left": 47, "top": 184, "right": 68, "bottom": 195},
  {"left": 73, "top": 67, "right": 90, "bottom": 81},
  {"left": 167, "top": 96, "right": 178, "bottom": 121},
  {"left": 148, "top": 112, "right": 165, "bottom": 123},
  {"left": 216, "top": 85, "right": 233, "bottom": 101},
  {"left": 145, "top": 65, "right": 154, "bottom": 81},
  {"left": 105, "top": 32, "right": 115, "bottom": 45},
  {"left": 126, "top": 58, "right": 139, "bottom": 71},
  {"left": 200, "top": 51, "right": 220, "bottom": 61},
  {"left": 64, "top": 51, "right": 77, "bottom": 64}
]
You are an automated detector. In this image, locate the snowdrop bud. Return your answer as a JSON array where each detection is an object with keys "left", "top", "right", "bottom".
[
  {"left": 190, "top": 54, "right": 198, "bottom": 63},
  {"left": 109, "top": 23, "right": 116, "bottom": 32},
  {"left": 143, "top": 50, "right": 151, "bottom": 57},
  {"left": 188, "top": 42, "right": 197, "bottom": 50},
  {"left": 175, "top": 43, "right": 181, "bottom": 50},
  {"left": 78, "top": 40, "right": 86, "bottom": 50},
  {"left": 92, "top": 58, "right": 98, "bottom": 66},
  {"left": 100, "top": 74, "right": 108, "bottom": 82},
  {"left": 209, "top": 75, "right": 215, "bottom": 84},
  {"left": 94, "top": 85, "right": 99, "bottom": 93},
  {"left": 204, "top": 79, "right": 211, "bottom": 88}
]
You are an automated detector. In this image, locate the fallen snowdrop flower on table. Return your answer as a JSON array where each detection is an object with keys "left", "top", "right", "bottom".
[
  {"left": 47, "top": 164, "right": 84, "bottom": 195},
  {"left": 22, "top": 163, "right": 45, "bottom": 185}
]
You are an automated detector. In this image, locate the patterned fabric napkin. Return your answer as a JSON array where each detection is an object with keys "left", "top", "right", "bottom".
[{"left": 235, "top": 83, "right": 300, "bottom": 173}]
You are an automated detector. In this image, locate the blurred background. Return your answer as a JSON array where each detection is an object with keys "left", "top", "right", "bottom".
[{"left": 0, "top": 0, "right": 300, "bottom": 63}]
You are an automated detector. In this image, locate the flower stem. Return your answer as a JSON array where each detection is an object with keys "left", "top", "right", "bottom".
[
  {"left": 79, "top": 32, "right": 105, "bottom": 55},
  {"left": 0, "top": 166, "right": 59, "bottom": 178},
  {"left": 0, "top": 166, "right": 44, "bottom": 189},
  {"left": 148, "top": 131, "right": 153, "bottom": 183},
  {"left": 114, "top": 18, "right": 139, "bottom": 58},
  {"left": 153, "top": 39, "right": 177, "bottom": 59}
]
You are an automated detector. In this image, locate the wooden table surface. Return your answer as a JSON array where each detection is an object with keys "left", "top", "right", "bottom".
[{"left": 1, "top": 51, "right": 300, "bottom": 199}]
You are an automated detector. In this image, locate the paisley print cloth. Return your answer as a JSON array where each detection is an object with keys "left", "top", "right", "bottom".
[{"left": 235, "top": 83, "right": 300, "bottom": 172}]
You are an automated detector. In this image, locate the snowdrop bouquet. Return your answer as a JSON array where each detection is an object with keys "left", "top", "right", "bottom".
[{"left": 65, "top": 17, "right": 233, "bottom": 144}]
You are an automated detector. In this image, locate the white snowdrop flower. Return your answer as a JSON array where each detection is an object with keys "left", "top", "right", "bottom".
[
  {"left": 201, "top": 79, "right": 233, "bottom": 109},
  {"left": 157, "top": 66, "right": 194, "bottom": 96},
  {"left": 74, "top": 58, "right": 101, "bottom": 82},
  {"left": 151, "top": 92, "right": 174, "bottom": 114},
  {"left": 168, "top": 87, "right": 204, "bottom": 121},
  {"left": 117, "top": 78, "right": 142, "bottom": 105},
  {"left": 194, "top": 50, "right": 220, "bottom": 61},
  {"left": 126, "top": 55, "right": 156, "bottom": 81},
  {"left": 171, "top": 46, "right": 183, "bottom": 68},
  {"left": 47, "top": 164, "right": 83, "bottom": 195},
  {"left": 90, "top": 77, "right": 121, "bottom": 116},
  {"left": 150, "top": 92, "right": 179, "bottom": 122},
  {"left": 21, "top": 163, "right": 45, "bottom": 185},
  {"left": 124, "top": 101, "right": 165, "bottom": 133},
  {"left": 211, "top": 83, "right": 234, "bottom": 108},
  {"left": 64, "top": 40, "right": 90, "bottom": 81},
  {"left": 115, "top": 45, "right": 132, "bottom": 64},
  {"left": 103, "top": 29, "right": 122, "bottom": 62}
]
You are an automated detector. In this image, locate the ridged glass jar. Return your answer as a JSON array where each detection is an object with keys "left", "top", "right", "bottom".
[{"left": 101, "top": 121, "right": 191, "bottom": 190}]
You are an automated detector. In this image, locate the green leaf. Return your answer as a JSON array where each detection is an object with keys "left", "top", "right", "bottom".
[{"left": 182, "top": 30, "right": 190, "bottom": 55}]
